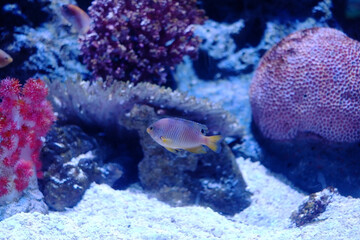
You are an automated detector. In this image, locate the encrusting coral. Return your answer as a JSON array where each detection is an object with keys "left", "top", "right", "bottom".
[
  {"left": 45, "top": 78, "right": 250, "bottom": 215},
  {"left": 80, "top": 0, "right": 206, "bottom": 85},
  {"left": 250, "top": 27, "right": 360, "bottom": 143}
]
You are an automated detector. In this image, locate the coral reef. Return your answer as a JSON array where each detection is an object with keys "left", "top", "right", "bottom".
[
  {"left": 250, "top": 27, "right": 360, "bottom": 142},
  {"left": 0, "top": 77, "right": 55, "bottom": 205},
  {"left": 80, "top": 0, "right": 206, "bottom": 84},
  {"left": 45, "top": 78, "right": 250, "bottom": 215},
  {"left": 2, "top": 0, "right": 360, "bottom": 237},
  {"left": 290, "top": 187, "right": 337, "bottom": 227}
]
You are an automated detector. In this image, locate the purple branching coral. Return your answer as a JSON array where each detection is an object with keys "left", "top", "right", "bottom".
[{"left": 80, "top": 0, "right": 206, "bottom": 85}]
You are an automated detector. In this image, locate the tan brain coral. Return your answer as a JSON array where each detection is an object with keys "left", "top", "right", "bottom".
[{"left": 249, "top": 27, "right": 360, "bottom": 142}]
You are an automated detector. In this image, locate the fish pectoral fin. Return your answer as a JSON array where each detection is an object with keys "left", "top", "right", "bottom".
[
  {"left": 184, "top": 146, "right": 207, "bottom": 154},
  {"left": 165, "top": 147, "right": 178, "bottom": 153},
  {"left": 160, "top": 136, "right": 172, "bottom": 144}
]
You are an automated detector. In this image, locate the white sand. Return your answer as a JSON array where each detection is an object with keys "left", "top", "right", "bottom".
[{"left": 0, "top": 157, "right": 359, "bottom": 240}]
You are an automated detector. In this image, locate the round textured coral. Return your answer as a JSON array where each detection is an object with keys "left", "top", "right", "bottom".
[
  {"left": 249, "top": 27, "right": 360, "bottom": 142},
  {"left": 80, "top": 0, "right": 205, "bottom": 85}
]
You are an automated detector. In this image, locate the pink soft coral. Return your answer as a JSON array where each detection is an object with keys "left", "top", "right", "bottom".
[
  {"left": 250, "top": 27, "right": 360, "bottom": 142},
  {"left": 0, "top": 77, "right": 55, "bottom": 204}
]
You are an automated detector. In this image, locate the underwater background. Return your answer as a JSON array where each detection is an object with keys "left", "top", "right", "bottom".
[{"left": 1, "top": 0, "right": 360, "bottom": 239}]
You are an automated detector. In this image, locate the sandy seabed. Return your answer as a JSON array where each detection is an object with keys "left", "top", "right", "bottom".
[{"left": 0, "top": 157, "right": 359, "bottom": 240}]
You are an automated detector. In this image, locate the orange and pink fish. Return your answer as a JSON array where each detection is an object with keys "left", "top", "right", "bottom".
[
  {"left": 147, "top": 118, "right": 222, "bottom": 154},
  {"left": 0, "top": 49, "right": 13, "bottom": 68},
  {"left": 60, "top": 4, "right": 91, "bottom": 34}
]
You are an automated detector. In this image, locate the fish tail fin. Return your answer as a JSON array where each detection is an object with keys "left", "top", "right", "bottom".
[{"left": 205, "top": 135, "right": 222, "bottom": 153}]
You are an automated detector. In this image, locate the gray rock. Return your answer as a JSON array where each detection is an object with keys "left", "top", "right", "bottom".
[{"left": 40, "top": 124, "right": 125, "bottom": 211}]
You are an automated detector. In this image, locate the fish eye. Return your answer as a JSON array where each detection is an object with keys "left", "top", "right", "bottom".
[
  {"left": 149, "top": 126, "right": 153, "bottom": 131},
  {"left": 201, "top": 128, "right": 205, "bottom": 134}
]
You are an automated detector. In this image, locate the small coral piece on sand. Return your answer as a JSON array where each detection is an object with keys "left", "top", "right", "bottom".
[{"left": 290, "top": 187, "right": 337, "bottom": 227}]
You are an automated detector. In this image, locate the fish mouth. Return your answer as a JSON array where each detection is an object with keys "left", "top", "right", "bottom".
[{"left": 146, "top": 128, "right": 150, "bottom": 134}]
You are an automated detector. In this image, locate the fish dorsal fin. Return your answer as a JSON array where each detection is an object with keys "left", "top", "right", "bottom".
[
  {"left": 171, "top": 117, "right": 208, "bottom": 134},
  {"left": 160, "top": 136, "right": 172, "bottom": 144},
  {"left": 184, "top": 146, "right": 207, "bottom": 154}
]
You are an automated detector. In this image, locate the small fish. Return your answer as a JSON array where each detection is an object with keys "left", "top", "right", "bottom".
[
  {"left": 60, "top": 4, "right": 91, "bottom": 34},
  {"left": 147, "top": 118, "right": 222, "bottom": 154},
  {"left": 0, "top": 49, "right": 13, "bottom": 68}
]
